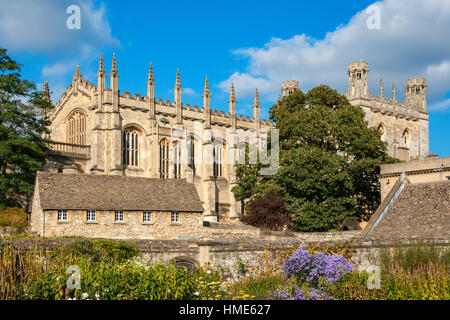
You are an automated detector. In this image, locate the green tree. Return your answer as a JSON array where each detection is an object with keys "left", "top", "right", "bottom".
[
  {"left": 0, "top": 48, "right": 53, "bottom": 209},
  {"left": 233, "top": 85, "right": 398, "bottom": 232}
]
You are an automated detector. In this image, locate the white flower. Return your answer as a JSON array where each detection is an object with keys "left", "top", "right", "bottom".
[
  {"left": 194, "top": 292, "right": 200, "bottom": 296},
  {"left": 95, "top": 293, "right": 100, "bottom": 300},
  {"left": 81, "top": 293, "right": 89, "bottom": 300},
  {"left": 206, "top": 270, "right": 211, "bottom": 274}
]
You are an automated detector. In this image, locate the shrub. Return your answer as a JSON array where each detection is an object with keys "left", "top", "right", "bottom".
[
  {"left": 241, "top": 192, "right": 290, "bottom": 231},
  {"left": 282, "top": 247, "right": 353, "bottom": 286},
  {"left": 25, "top": 260, "right": 198, "bottom": 300},
  {"left": 0, "top": 207, "right": 28, "bottom": 230},
  {"left": 54, "top": 239, "right": 139, "bottom": 263},
  {"left": 93, "top": 239, "right": 139, "bottom": 262}
]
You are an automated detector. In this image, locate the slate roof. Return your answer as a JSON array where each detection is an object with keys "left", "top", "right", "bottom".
[
  {"left": 364, "top": 180, "right": 450, "bottom": 240},
  {"left": 36, "top": 172, "right": 204, "bottom": 212}
]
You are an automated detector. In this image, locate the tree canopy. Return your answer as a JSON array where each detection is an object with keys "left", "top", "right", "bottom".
[
  {"left": 0, "top": 48, "right": 53, "bottom": 209},
  {"left": 232, "top": 85, "right": 398, "bottom": 232}
]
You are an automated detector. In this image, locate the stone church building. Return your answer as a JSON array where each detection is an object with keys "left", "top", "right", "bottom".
[{"left": 30, "top": 55, "right": 431, "bottom": 238}]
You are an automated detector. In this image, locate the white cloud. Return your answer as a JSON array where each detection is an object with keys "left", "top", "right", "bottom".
[
  {"left": 0, "top": 0, "right": 119, "bottom": 55},
  {"left": 219, "top": 0, "right": 450, "bottom": 106},
  {"left": 41, "top": 62, "right": 74, "bottom": 77},
  {"left": 183, "top": 87, "right": 198, "bottom": 96},
  {"left": 429, "top": 99, "right": 450, "bottom": 112}
]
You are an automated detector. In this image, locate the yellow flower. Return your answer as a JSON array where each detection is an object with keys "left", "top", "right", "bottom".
[
  {"left": 239, "top": 290, "right": 245, "bottom": 294},
  {"left": 215, "top": 294, "right": 222, "bottom": 299},
  {"left": 242, "top": 294, "right": 250, "bottom": 298}
]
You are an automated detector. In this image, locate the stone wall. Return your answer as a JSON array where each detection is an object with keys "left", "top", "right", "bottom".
[
  {"left": 40, "top": 210, "right": 204, "bottom": 239},
  {"left": 5, "top": 235, "right": 447, "bottom": 276}
]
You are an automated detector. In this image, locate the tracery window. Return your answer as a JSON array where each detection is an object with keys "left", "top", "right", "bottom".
[
  {"left": 160, "top": 138, "right": 169, "bottom": 179},
  {"left": 188, "top": 136, "right": 195, "bottom": 176},
  {"left": 67, "top": 111, "right": 86, "bottom": 145},
  {"left": 122, "top": 129, "right": 139, "bottom": 167},
  {"left": 173, "top": 142, "right": 181, "bottom": 179},
  {"left": 213, "top": 144, "right": 223, "bottom": 178}
]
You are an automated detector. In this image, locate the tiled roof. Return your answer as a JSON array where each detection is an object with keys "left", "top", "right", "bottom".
[
  {"left": 36, "top": 172, "right": 204, "bottom": 212},
  {"left": 365, "top": 180, "right": 450, "bottom": 240}
]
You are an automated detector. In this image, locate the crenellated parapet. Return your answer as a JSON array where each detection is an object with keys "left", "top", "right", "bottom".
[
  {"left": 49, "top": 55, "right": 273, "bottom": 132},
  {"left": 345, "top": 60, "right": 428, "bottom": 117}
]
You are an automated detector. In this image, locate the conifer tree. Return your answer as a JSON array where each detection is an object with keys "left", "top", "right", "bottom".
[{"left": 0, "top": 48, "right": 53, "bottom": 209}]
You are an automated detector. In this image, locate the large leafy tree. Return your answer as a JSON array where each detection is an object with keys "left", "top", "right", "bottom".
[
  {"left": 0, "top": 48, "right": 53, "bottom": 209},
  {"left": 233, "top": 85, "right": 398, "bottom": 232}
]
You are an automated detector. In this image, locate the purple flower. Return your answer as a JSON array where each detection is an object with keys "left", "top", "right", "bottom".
[
  {"left": 272, "top": 285, "right": 334, "bottom": 300},
  {"left": 282, "top": 248, "right": 312, "bottom": 279},
  {"left": 282, "top": 247, "right": 353, "bottom": 285}
]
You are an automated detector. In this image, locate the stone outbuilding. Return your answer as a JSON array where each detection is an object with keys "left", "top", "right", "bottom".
[
  {"left": 30, "top": 172, "right": 205, "bottom": 239},
  {"left": 362, "top": 173, "right": 450, "bottom": 240}
]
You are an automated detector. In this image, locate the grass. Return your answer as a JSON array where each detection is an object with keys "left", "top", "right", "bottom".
[{"left": 0, "top": 207, "right": 28, "bottom": 230}]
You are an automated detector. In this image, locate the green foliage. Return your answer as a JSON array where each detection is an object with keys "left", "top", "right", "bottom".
[
  {"left": 93, "top": 239, "right": 139, "bottom": 262},
  {"left": 233, "top": 85, "right": 398, "bottom": 232},
  {"left": 25, "top": 258, "right": 198, "bottom": 300},
  {"left": 328, "top": 244, "right": 450, "bottom": 300},
  {"left": 54, "top": 239, "right": 139, "bottom": 263},
  {"left": 0, "top": 207, "right": 28, "bottom": 229},
  {"left": 379, "top": 243, "right": 450, "bottom": 272},
  {"left": 0, "top": 47, "right": 53, "bottom": 209},
  {"left": 232, "top": 274, "right": 285, "bottom": 299}
]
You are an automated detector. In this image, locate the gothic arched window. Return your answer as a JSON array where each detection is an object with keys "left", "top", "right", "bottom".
[
  {"left": 67, "top": 110, "right": 86, "bottom": 145},
  {"left": 213, "top": 143, "right": 223, "bottom": 178},
  {"left": 160, "top": 138, "right": 169, "bottom": 179},
  {"left": 188, "top": 136, "right": 196, "bottom": 176},
  {"left": 122, "top": 129, "right": 139, "bottom": 167},
  {"left": 402, "top": 129, "right": 410, "bottom": 148},
  {"left": 173, "top": 142, "right": 181, "bottom": 179},
  {"left": 378, "top": 124, "right": 386, "bottom": 142}
]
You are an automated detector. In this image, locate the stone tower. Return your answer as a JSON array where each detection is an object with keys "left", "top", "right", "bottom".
[
  {"left": 404, "top": 77, "right": 427, "bottom": 112},
  {"left": 281, "top": 80, "right": 300, "bottom": 98},
  {"left": 347, "top": 60, "right": 370, "bottom": 99}
]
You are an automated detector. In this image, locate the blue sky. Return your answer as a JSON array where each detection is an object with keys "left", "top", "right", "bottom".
[{"left": 0, "top": 0, "right": 449, "bottom": 156}]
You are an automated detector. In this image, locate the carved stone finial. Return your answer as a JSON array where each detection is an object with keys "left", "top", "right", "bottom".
[
  {"left": 97, "top": 53, "right": 105, "bottom": 76},
  {"left": 73, "top": 63, "right": 82, "bottom": 81},
  {"left": 111, "top": 53, "right": 118, "bottom": 77},
  {"left": 43, "top": 80, "right": 50, "bottom": 102},
  {"left": 175, "top": 68, "right": 181, "bottom": 89},
  {"left": 228, "top": 82, "right": 236, "bottom": 103},
  {"left": 253, "top": 88, "right": 260, "bottom": 108},
  {"left": 203, "top": 75, "right": 210, "bottom": 97},
  {"left": 392, "top": 81, "right": 397, "bottom": 101},
  {"left": 379, "top": 78, "right": 384, "bottom": 97},
  {"left": 147, "top": 62, "right": 155, "bottom": 85}
]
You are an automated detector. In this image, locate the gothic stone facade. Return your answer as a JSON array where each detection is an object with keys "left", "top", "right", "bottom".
[
  {"left": 45, "top": 55, "right": 273, "bottom": 223},
  {"left": 44, "top": 56, "right": 429, "bottom": 223},
  {"left": 282, "top": 60, "right": 430, "bottom": 161}
]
